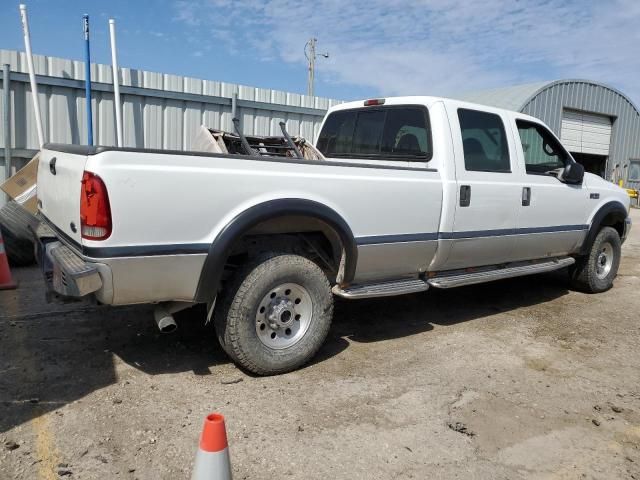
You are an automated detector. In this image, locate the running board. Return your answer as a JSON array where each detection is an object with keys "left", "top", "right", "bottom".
[
  {"left": 427, "top": 257, "right": 575, "bottom": 289},
  {"left": 332, "top": 278, "right": 429, "bottom": 299}
]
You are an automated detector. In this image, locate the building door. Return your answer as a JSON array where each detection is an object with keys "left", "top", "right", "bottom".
[
  {"left": 571, "top": 152, "right": 607, "bottom": 177},
  {"left": 560, "top": 109, "right": 612, "bottom": 177}
]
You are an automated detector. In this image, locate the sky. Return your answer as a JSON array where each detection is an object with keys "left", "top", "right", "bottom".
[{"left": 0, "top": 0, "right": 639, "bottom": 104}]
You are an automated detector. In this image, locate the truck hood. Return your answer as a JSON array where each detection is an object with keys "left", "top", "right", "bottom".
[
  {"left": 585, "top": 172, "right": 622, "bottom": 191},
  {"left": 584, "top": 172, "right": 631, "bottom": 208}
]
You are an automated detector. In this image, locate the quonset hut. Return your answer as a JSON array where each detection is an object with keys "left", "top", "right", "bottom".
[{"left": 457, "top": 80, "right": 640, "bottom": 189}]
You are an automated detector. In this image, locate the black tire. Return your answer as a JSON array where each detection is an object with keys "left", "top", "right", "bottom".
[
  {"left": 569, "top": 226, "right": 621, "bottom": 293},
  {"left": 0, "top": 201, "right": 37, "bottom": 267},
  {"left": 1, "top": 226, "right": 35, "bottom": 267},
  {"left": 214, "top": 253, "right": 333, "bottom": 375}
]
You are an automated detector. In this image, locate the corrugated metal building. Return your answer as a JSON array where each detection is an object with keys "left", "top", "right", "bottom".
[
  {"left": 457, "top": 80, "right": 640, "bottom": 189},
  {"left": 2, "top": 49, "right": 639, "bottom": 191},
  {"left": 0, "top": 48, "right": 341, "bottom": 172}
]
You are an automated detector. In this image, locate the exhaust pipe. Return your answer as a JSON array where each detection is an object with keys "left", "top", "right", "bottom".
[
  {"left": 153, "top": 302, "right": 194, "bottom": 334},
  {"left": 154, "top": 306, "right": 177, "bottom": 333}
]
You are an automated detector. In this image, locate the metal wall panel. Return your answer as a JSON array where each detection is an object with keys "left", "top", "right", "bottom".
[{"left": 0, "top": 49, "right": 340, "bottom": 160}]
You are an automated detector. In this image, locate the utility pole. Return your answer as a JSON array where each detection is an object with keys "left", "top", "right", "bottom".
[{"left": 304, "top": 38, "right": 328, "bottom": 97}]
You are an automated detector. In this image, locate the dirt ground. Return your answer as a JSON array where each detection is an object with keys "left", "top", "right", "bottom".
[{"left": 1, "top": 210, "right": 639, "bottom": 480}]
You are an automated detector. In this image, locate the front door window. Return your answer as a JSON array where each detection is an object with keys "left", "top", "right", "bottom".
[{"left": 517, "top": 120, "right": 569, "bottom": 175}]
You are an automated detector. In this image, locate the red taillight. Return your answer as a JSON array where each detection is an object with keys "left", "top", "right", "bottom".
[
  {"left": 80, "top": 171, "right": 112, "bottom": 240},
  {"left": 364, "top": 98, "right": 385, "bottom": 106}
]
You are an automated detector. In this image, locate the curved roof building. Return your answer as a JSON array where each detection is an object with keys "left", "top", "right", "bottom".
[{"left": 457, "top": 80, "right": 640, "bottom": 188}]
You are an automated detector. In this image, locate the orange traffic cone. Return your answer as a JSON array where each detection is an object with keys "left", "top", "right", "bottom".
[
  {"left": 0, "top": 230, "right": 17, "bottom": 290},
  {"left": 191, "top": 413, "right": 232, "bottom": 480}
]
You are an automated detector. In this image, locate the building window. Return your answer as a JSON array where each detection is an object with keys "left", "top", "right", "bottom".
[
  {"left": 629, "top": 160, "right": 640, "bottom": 182},
  {"left": 457, "top": 109, "right": 510, "bottom": 172}
]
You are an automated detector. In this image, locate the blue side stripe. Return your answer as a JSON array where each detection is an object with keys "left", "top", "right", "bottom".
[
  {"left": 356, "top": 233, "right": 439, "bottom": 245},
  {"left": 512, "top": 224, "right": 589, "bottom": 235},
  {"left": 357, "top": 224, "right": 589, "bottom": 245}
]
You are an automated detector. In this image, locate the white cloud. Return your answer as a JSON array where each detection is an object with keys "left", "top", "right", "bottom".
[{"left": 173, "top": 0, "right": 640, "bottom": 103}]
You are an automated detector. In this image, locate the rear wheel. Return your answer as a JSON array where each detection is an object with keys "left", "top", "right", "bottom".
[
  {"left": 570, "top": 226, "right": 621, "bottom": 293},
  {"left": 214, "top": 252, "right": 333, "bottom": 375}
]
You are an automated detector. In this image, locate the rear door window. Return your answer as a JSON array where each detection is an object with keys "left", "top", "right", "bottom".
[
  {"left": 316, "top": 106, "right": 432, "bottom": 161},
  {"left": 458, "top": 109, "right": 510, "bottom": 172}
]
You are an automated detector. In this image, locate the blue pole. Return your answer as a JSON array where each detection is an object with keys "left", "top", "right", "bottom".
[{"left": 83, "top": 14, "right": 93, "bottom": 146}]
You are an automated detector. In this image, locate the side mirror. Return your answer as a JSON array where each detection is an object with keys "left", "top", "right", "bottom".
[{"left": 562, "top": 162, "right": 584, "bottom": 184}]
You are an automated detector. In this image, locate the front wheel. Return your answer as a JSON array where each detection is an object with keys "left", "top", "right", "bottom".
[
  {"left": 214, "top": 253, "right": 333, "bottom": 375},
  {"left": 569, "top": 226, "right": 621, "bottom": 293}
]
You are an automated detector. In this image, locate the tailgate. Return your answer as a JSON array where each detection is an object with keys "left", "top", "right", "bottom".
[{"left": 37, "top": 148, "right": 87, "bottom": 244}]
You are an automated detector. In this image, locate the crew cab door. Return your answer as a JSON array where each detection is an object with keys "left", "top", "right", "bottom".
[
  {"left": 440, "top": 105, "right": 522, "bottom": 269},
  {"left": 511, "top": 118, "right": 589, "bottom": 259}
]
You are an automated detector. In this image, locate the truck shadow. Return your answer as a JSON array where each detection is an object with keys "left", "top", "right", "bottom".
[
  {"left": 0, "top": 268, "right": 569, "bottom": 434},
  {"left": 0, "top": 267, "right": 228, "bottom": 434},
  {"left": 324, "top": 270, "right": 570, "bottom": 346}
]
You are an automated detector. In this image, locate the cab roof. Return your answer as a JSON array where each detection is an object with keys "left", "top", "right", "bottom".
[{"left": 327, "top": 96, "right": 543, "bottom": 124}]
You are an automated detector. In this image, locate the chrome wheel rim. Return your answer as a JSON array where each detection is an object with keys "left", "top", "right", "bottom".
[
  {"left": 595, "top": 242, "right": 614, "bottom": 279},
  {"left": 255, "top": 283, "right": 312, "bottom": 349}
]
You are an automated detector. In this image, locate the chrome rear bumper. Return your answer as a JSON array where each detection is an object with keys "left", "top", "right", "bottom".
[{"left": 35, "top": 222, "right": 102, "bottom": 298}]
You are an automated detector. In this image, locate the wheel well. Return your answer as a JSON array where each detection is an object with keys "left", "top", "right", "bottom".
[
  {"left": 600, "top": 212, "right": 625, "bottom": 238},
  {"left": 580, "top": 201, "right": 627, "bottom": 256},
  {"left": 223, "top": 215, "right": 345, "bottom": 284},
  {"left": 193, "top": 199, "right": 358, "bottom": 304}
]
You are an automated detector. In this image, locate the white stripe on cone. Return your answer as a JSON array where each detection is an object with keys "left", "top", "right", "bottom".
[{"left": 191, "top": 447, "right": 232, "bottom": 480}]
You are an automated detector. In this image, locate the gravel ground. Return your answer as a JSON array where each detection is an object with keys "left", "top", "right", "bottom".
[{"left": 1, "top": 209, "right": 639, "bottom": 480}]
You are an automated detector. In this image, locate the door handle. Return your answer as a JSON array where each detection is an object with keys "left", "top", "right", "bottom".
[
  {"left": 522, "top": 187, "right": 531, "bottom": 206},
  {"left": 460, "top": 185, "right": 471, "bottom": 207}
]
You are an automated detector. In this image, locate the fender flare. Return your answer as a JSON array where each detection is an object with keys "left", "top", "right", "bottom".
[
  {"left": 580, "top": 200, "right": 628, "bottom": 255},
  {"left": 194, "top": 198, "right": 357, "bottom": 303}
]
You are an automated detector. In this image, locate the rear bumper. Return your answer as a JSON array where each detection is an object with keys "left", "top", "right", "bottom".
[
  {"left": 34, "top": 218, "right": 205, "bottom": 305},
  {"left": 35, "top": 222, "right": 103, "bottom": 298}
]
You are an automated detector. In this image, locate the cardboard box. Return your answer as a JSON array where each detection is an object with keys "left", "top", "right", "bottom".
[{"left": 1, "top": 153, "right": 39, "bottom": 214}]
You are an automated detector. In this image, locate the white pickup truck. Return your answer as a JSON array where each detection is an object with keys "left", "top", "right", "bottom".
[{"left": 35, "top": 96, "right": 632, "bottom": 375}]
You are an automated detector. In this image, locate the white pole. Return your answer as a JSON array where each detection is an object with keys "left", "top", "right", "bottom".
[
  {"left": 2, "top": 64, "right": 11, "bottom": 206},
  {"left": 109, "top": 18, "right": 123, "bottom": 147},
  {"left": 19, "top": 4, "right": 45, "bottom": 148}
]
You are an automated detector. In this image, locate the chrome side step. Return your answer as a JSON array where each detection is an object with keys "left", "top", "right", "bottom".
[
  {"left": 332, "top": 257, "right": 575, "bottom": 299},
  {"left": 332, "top": 278, "right": 429, "bottom": 299},
  {"left": 427, "top": 257, "right": 575, "bottom": 289}
]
